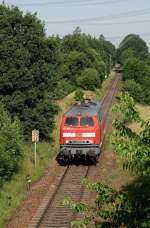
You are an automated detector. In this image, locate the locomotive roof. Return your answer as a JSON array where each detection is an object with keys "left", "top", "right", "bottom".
[{"left": 65, "top": 101, "right": 101, "bottom": 117}]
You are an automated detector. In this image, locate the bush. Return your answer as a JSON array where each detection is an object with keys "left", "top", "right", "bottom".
[
  {"left": 123, "top": 58, "right": 147, "bottom": 84},
  {"left": 22, "top": 100, "right": 59, "bottom": 139},
  {"left": 0, "top": 104, "right": 23, "bottom": 181},
  {"left": 64, "top": 93, "right": 150, "bottom": 227},
  {"left": 65, "top": 51, "right": 91, "bottom": 82},
  {"left": 76, "top": 68, "right": 101, "bottom": 90},
  {"left": 117, "top": 34, "right": 149, "bottom": 63},
  {"left": 123, "top": 62, "right": 150, "bottom": 105},
  {"left": 0, "top": 5, "right": 62, "bottom": 139},
  {"left": 142, "top": 76, "right": 150, "bottom": 104},
  {"left": 52, "top": 79, "right": 74, "bottom": 99},
  {"left": 74, "top": 89, "right": 84, "bottom": 102},
  {"left": 123, "top": 80, "right": 144, "bottom": 102}
]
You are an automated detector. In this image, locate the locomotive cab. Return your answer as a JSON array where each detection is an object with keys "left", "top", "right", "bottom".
[
  {"left": 60, "top": 115, "right": 101, "bottom": 145},
  {"left": 57, "top": 100, "right": 104, "bottom": 165}
]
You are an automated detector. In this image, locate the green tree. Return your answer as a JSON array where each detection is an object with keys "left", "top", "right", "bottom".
[
  {"left": 0, "top": 5, "right": 60, "bottom": 138},
  {"left": 142, "top": 75, "right": 150, "bottom": 105},
  {"left": 73, "top": 26, "right": 82, "bottom": 35},
  {"left": 64, "top": 93, "right": 150, "bottom": 227},
  {"left": 98, "top": 35, "right": 116, "bottom": 73},
  {"left": 120, "top": 48, "right": 134, "bottom": 63},
  {"left": 74, "top": 89, "right": 84, "bottom": 102},
  {"left": 123, "top": 79, "right": 144, "bottom": 102},
  {"left": 0, "top": 5, "right": 116, "bottom": 138},
  {"left": 52, "top": 79, "right": 74, "bottom": 99},
  {"left": 64, "top": 51, "right": 90, "bottom": 82},
  {"left": 123, "top": 57, "right": 147, "bottom": 84},
  {"left": 117, "top": 34, "right": 149, "bottom": 63},
  {"left": 85, "top": 48, "right": 106, "bottom": 81},
  {"left": 62, "top": 31, "right": 115, "bottom": 75},
  {"left": 62, "top": 32, "right": 89, "bottom": 53},
  {"left": 76, "top": 68, "right": 100, "bottom": 90},
  {"left": 122, "top": 57, "right": 150, "bottom": 104},
  {"left": 0, "top": 103, "right": 23, "bottom": 181}
]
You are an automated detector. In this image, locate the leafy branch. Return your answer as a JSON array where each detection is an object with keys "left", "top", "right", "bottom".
[{"left": 64, "top": 92, "right": 150, "bottom": 227}]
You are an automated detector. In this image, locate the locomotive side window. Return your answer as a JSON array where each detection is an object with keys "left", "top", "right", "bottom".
[
  {"left": 80, "top": 117, "right": 94, "bottom": 126},
  {"left": 98, "top": 110, "right": 102, "bottom": 122},
  {"left": 65, "top": 117, "right": 78, "bottom": 126}
]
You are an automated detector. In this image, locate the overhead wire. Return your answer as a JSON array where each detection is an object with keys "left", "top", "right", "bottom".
[
  {"left": 2, "top": 0, "right": 150, "bottom": 44},
  {"left": 5, "top": 0, "right": 127, "bottom": 7},
  {"left": 87, "top": 19, "right": 150, "bottom": 26},
  {"left": 5, "top": 1, "right": 150, "bottom": 26},
  {"left": 44, "top": 8, "right": 150, "bottom": 24}
]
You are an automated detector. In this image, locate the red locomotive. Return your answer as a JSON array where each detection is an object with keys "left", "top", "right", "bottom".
[{"left": 57, "top": 100, "right": 105, "bottom": 165}]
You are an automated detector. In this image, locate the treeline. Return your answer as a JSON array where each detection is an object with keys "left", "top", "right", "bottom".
[
  {"left": 116, "top": 34, "right": 150, "bottom": 104},
  {"left": 0, "top": 5, "right": 115, "bottom": 140},
  {"left": 0, "top": 104, "right": 22, "bottom": 182},
  {"left": 0, "top": 4, "right": 115, "bottom": 180},
  {"left": 1, "top": 4, "right": 150, "bottom": 181}
]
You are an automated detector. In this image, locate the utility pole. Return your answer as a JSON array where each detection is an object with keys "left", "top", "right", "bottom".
[{"left": 109, "top": 54, "right": 112, "bottom": 73}]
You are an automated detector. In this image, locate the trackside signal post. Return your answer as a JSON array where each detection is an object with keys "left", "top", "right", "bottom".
[{"left": 32, "top": 129, "right": 39, "bottom": 168}]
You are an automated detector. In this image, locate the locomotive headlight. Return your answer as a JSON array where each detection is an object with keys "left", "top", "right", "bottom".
[
  {"left": 87, "top": 140, "right": 94, "bottom": 144},
  {"left": 82, "top": 133, "right": 96, "bottom": 137}
]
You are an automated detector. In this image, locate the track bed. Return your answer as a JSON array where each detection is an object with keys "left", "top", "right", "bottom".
[{"left": 28, "top": 74, "right": 121, "bottom": 228}]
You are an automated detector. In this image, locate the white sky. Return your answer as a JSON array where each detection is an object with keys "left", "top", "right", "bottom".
[{"left": 2, "top": 0, "right": 150, "bottom": 48}]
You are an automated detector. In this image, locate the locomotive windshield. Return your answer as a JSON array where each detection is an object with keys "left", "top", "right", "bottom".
[
  {"left": 80, "top": 117, "right": 94, "bottom": 126},
  {"left": 65, "top": 117, "right": 78, "bottom": 126}
]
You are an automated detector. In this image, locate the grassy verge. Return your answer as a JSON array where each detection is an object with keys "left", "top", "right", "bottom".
[
  {"left": 105, "top": 104, "right": 150, "bottom": 190},
  {"left": 129, "top": 104, "right": 150, "bottom": 134},
  {"left": 0, "top": 93, "right": 76, "bottom": 227},
  {"left": 102, "top": 133, "right": 134, "bottom": 190},
  {"left": 0, "top": 73, "right": 115, "bottom": 227},
  {"left": 0, "top": 142, "right": 55, "bottom": 228}
]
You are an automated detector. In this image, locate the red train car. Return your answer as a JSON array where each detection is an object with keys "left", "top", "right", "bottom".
[{"left": 57, "top": 100, "right": 105, "bottom": 164}]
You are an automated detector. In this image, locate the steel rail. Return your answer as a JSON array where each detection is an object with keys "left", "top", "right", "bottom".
[
  {"left": 71, "top": 73, "right": 121, "bottom": 222},
  {"left": 29, "top": 73, "right": 121, "bottom": 228}
]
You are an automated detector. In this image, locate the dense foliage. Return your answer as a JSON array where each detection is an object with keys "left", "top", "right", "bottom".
[
  {"left": 64, "top": 92, "right": 150, "bottom": 227},
  {"left": 0, "top": 3, "right": 150, "bottom": 225},
  {"left": 0, "top": 4, "right": 117, "bottom": 184},
  {"left": 123, "top": 79, "right": 143, "bottom": 102},
  {"left": 0, "top": 5, "right": 116, "bottom": 139},
  {"left": 74, "top": 89, "right": 84, "bottom": 102},
  {"left": 0, "top": 104, "right": 23, "bottom": 182},
  {"left": 117, "top": 34, "right": 150, "bottom": 104},
  {"left": 122, "top": 58, "right": 150, "bottom": 104},
  {"left": 0, "top": 5, "right": 60, "bottom": 138},
  {"left": 61, "top": 31, "right": 115, "bottom": 90},
  {"left": 117, "top": 34, "right": 149, "bottom": 63},
  {"left": 76, "top": 68, "right": 100, "bottom": 90}
]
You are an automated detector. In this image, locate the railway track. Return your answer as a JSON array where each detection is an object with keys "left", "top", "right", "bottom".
[{"left": 29, "top": 74, "right": 121, "bottom": 228}]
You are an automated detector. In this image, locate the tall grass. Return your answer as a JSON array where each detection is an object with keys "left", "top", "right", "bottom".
[
  {"left": 0, "top": 142, "right": 54, "bottom": 228},
  {"left": 0, "top": 92, "right": 76, "bottom": 227},
  {"left": 129, "top": 104, "right": 150, "bottom": 134}
]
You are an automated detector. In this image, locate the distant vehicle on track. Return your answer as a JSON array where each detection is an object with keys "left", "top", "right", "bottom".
[
  {"left": 56, "top": 99, "right": 105, "bottom": 165},
  {"left": 113, "top": 63, "right": 122, "bottom": 73}
]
